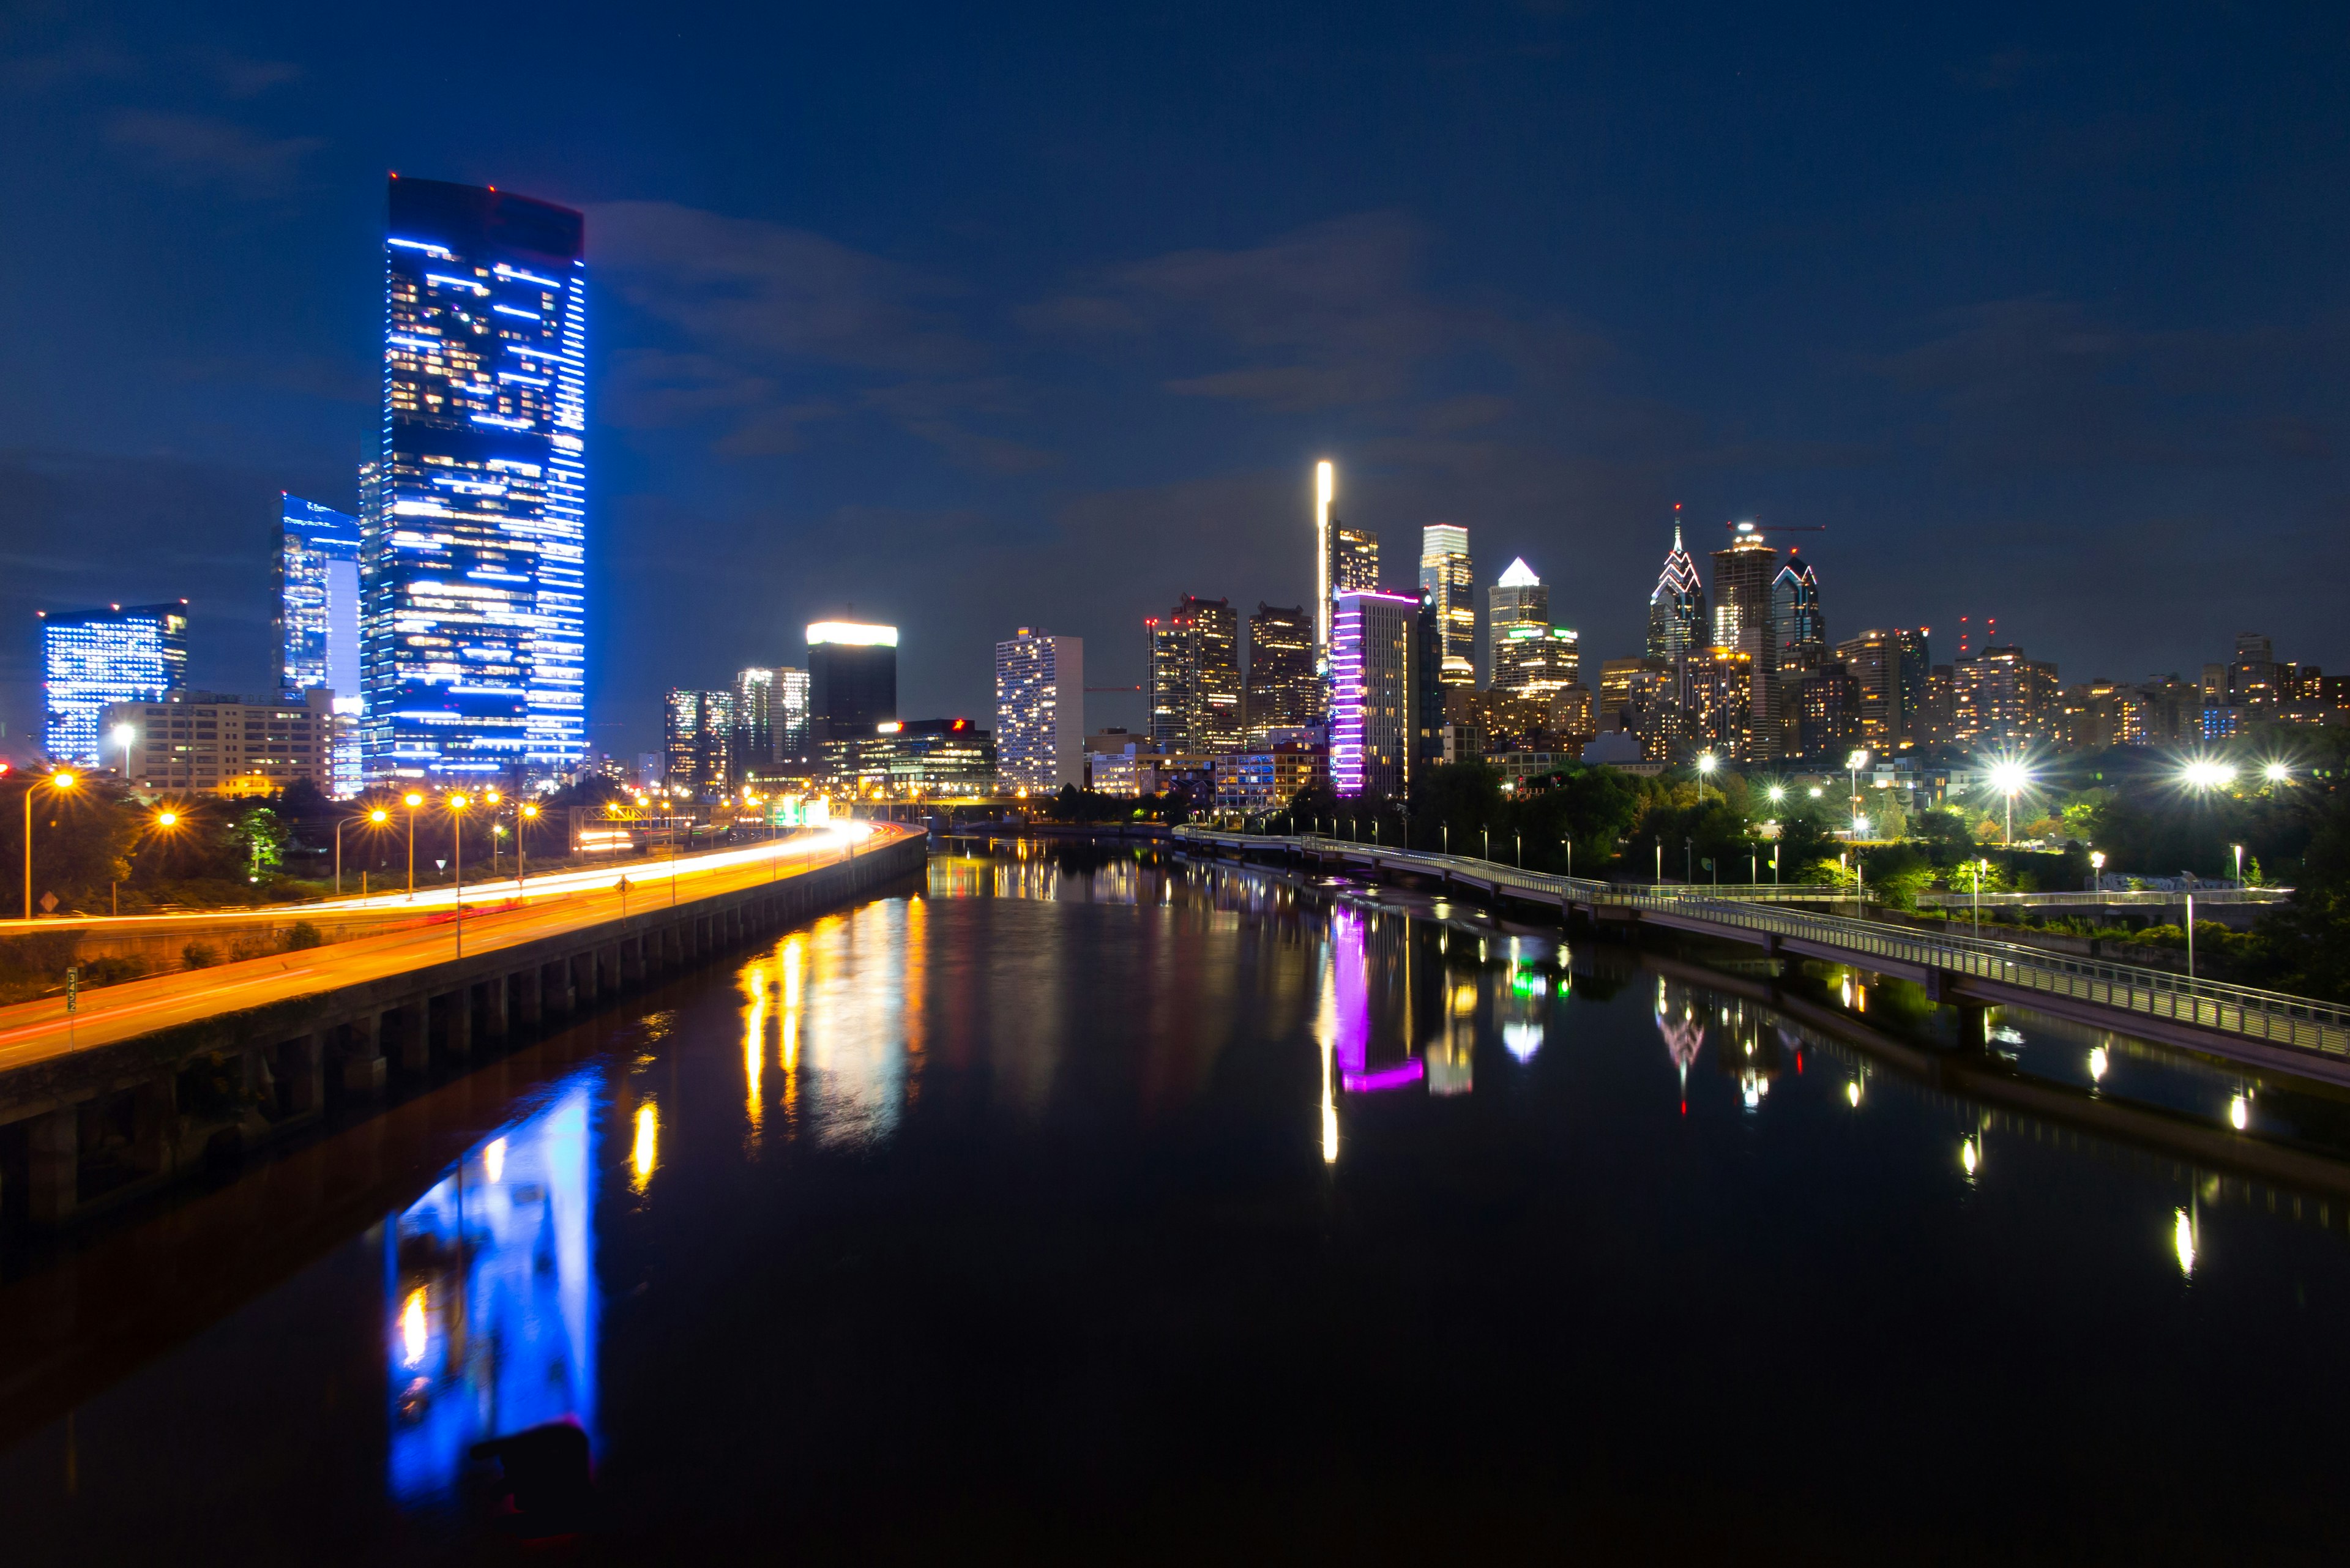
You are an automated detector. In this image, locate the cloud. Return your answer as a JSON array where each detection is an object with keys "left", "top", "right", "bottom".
[
  {"left": 208, "top": 54, "right": 303, "bottom": 98},
  {"left": 105, "top": 109, "right": 323, "bottom": 197}
]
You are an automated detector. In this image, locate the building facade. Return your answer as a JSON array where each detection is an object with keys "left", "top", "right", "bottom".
[
  {"left": 994, "top": 628, "right": 1085, "bottom": 793},
  {"left": 1419, "top": 524, "right": 1475, "bottom": 686},
  {"left": 361, "top": 176, "right": 588, "bottom": 783},
  {"left": 1952, "top": 646, "right": 2059, "bottom": 745},
  {"left": 275, "top": 495, "right": 362, "bottom": 703},
  {"left": 776, "top": 668, "right": 811, "bottom": 763},
  {"left": 732, "top": 667, "right": 775, "bottom": 782},
  {"left": 1646, "top": 524, "right": 1707, "bottom": 661},
  {"left": 1709, "top": 522, "right": 1780, "bottom": 756},
  {"left": 1148, "top": 596, "right": 1242, "bottom": 756},
  {"left": 663, "top": 689, "right": 733, "bottom": 796},
  {"left": 1486, "top": 558, "right": 1548, "bottom": 683},
  {"left": 108, "top": 689, "right": 333, "bottom": 794},
  {"left": 807, "top": 622, "right": 898, "bottom": 741},
  {"left": 1244, "top": 602, "right": 1316, "bottom": 742},
  {"left": 826, "top": 719, "right": 996, "bottom": 797},
  {"left": 40, "top": 602, "right": 190, "bottom": 765},
  {"left": 1331, "top": 590, "right": 1420, "bottom": 798}
]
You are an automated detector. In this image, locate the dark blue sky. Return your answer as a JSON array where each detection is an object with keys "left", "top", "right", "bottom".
[{"left": 4, "top": 2, "right": 2346, "bottom": 754}]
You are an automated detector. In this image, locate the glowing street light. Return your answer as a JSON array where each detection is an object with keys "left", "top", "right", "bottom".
[
  {"left": 1846, "top": 749, "right": 1871, "bottom": 840},
  {"left": 1983, "top": 755, "right": 2031, "bottom": 846},
  {"left": 447, "top": 792, "right": 471, "bottom": 957},
  {"left": 403, "top": 791, "right": 425, "bottom": 898},
  {"left": 2180, "top": 759, "right": 2236, "bottom": 793},
  {"left": 2262, "top": 760, "right": 2292, "bottom": 786},
  {"left": 2089, "top": 848, "right": 2106, "bottom": 892},
  {"left": 518, "top": 801, "right": 540, "bottom": 886},
  {"left": 111, "top": 722, "right": 137, "bottom": 781},
  {"left": 1696, "top": 751, "right": 1718, "bottom": 805},
  {"left": 21, "top": 769, "right": 77, "bottom": 921},
  {"left": 335, "top": 805, "right": 391, "bottom": 895}
]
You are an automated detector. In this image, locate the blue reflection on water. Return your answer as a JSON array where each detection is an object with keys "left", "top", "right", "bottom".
[{"left": 386, "top": 1068, "right": 602, "bottom": 1504}]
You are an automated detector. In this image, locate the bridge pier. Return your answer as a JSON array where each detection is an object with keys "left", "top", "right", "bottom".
[
  {"left": 393, "top": 1002, "right": 430, "bottom": 1074},
  {"left": 482, "top": 976, "right": 510, "bottom": 1042},
  {"left": 514, "top": 966, "right": 543, "bottom": 1030},
  {"left": 1954, "top": 1002, "right": 1990, "bottom": 1052},
  {"left": 25, "top": 1105, "right": 78, "bottom": 1225},
  {"left": 278, "top": 1031, "right": 323, "bottom": 1118},
  {"left": 341, "top": 1014, "right": 387, "bottom": 1097}
]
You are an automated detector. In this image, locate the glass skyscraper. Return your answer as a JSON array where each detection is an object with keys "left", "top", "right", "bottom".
[
  {"left": 40, "top": 602, "right": 189, "bottom": 766},
  {"left": 275, "top": 494, "right": 362, "bottom": 700},
  {"left": 1418, "top": 525, "right": 1475, "bottom": 685},
  {"left": 362, "top": 176, "right": 587, "bottom": 783}
]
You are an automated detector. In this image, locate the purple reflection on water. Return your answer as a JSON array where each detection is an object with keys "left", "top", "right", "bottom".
[
  {"left": 1343, "top": 1059, "right": 1427, "bottom": 1093},
  {"left": 1330, "top": 906, "right": 1369, "bottom": 1076}
]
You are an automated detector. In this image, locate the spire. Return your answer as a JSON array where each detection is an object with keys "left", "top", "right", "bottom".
[
  {"left": 1496, "top": 557, "right": 1541, "bottom": 589},
  {"left": 1673, "top": 524, "right": 1683, "bottom": 550}
]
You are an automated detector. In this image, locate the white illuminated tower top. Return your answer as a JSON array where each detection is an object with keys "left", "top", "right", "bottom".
[{"left": 1313, "top": 459, "right": 1335, "bottom": 660}]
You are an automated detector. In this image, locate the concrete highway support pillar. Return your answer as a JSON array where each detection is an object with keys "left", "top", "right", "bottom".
[
  {"left": 440, "top": 989, "right": 472, "bottom": 1060},
  {"left": 26, "top": 1105, "right": 78, "bottom": 1225},
  {"left": 622, "top": 936, "right": 646, "bottom": 987},
  {"left": 1955, "top": 1002, "right": 1990, "bottom": 1052},
  {"left": 513, "top": 967, "right": 542, "bottom": 1030},
  {"left": 341, "top": 1013, "right": 388, "bottom": 1097},
  {"left": 570, "top": 951, "right": 597, "bottom": 1006},
  {"left": 395, "top": 1003, "right": 430, "bottom": 1074},
  {"left": 545, "top": 958, "right": 575, "bottom": 1017},
  {"left": 280, "top": 1032, "right": 323, "bottom": 1117},
  {"left": 131, "top": 1072, "right": 176, "bottom": 1176},
  {"left": 483, "top": 976, "right": 510, "bottom": 1042}
]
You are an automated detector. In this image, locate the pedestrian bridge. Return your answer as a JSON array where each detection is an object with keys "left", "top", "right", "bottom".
[{"left": 1173, "top": 827, "right": 2350, "bottom": 1083}]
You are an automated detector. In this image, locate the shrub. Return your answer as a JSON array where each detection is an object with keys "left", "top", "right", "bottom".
[
  {"left": 182, "top": 943, "right": 217, "bottom": 969},
  {"left": 285, "top": 921, "right": 324, "bottom": 952}
]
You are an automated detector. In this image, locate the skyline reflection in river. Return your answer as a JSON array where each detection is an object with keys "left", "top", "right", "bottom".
[{"left": 8, "top": 841, "right": 2350, "bottom": 1562}]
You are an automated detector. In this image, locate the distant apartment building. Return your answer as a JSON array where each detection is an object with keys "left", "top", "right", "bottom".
[
  {"left": 995, "top": 628, "right": 1085, "bottom": 793},
  {"left": 1243, "top": 603, "right": 1317, "bottom": 741},
  {"left": 108, "top": 689, "right": 334, "bottom": 794},
  {"left": 663, "top": 688, "right": 733, "bottom": 796},
  {"left": 1148, "top": 596, "right": 1242, "bottom": 755},
  {"left": 1332, "top": 590, "right": 1420, "bottom": 797}
]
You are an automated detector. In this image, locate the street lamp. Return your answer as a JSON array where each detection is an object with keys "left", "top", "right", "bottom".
[
  {"left": 337, "top": 805, "right": 390, "bottom": 896},
  {"left": 403, "top": 791, "right": 425, "bottom": 898},
  {"left": 2232, "top": 842, "right": 2245, "bottom": 886},
  {"left": 21, "top": 770, "right": 79, "bottom": 920},
  {"left": 1845, "top": 750, "right": 1871, "bottom": 841},
  {"left": 447, "top": 792, "right": 471, "bottom": 957},
  {"left": 1985, "top": 755, "right": 2031, "bottom": 847},
  {"left": 519, "top": 802, "right": 540, "bottom": 886},
  {"left": 112, "top": 723, "right": 136, "bottom": 782},
  {"left": 1697, "top": 752, "right": 1718, "bottom": 805},
  {"left": 2262, "top": 761, "right": 2292, "bottom": 786},
  {"left": 2089, "top": 848, "right": 2106, "bottom": 893}
]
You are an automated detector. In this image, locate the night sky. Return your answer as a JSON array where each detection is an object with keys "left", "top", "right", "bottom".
[{"left": 4, "top": 3, "right": 2346, "bottom": 756}]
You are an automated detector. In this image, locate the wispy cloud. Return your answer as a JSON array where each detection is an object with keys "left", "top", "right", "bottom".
[{"left": 105, "top": 109, "right": 323, "bottom": 197}]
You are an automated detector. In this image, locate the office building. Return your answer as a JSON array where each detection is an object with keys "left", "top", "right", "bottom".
[
  {"left": 1148, "top": 596, "right": 1242, "bottom": 755},
  {"left": 1331, "top": 590, "right": 1420, "bottom": 797},
  {"left": 1646, "top": 521, "right": 1707, "bottom": 660},
  {"left": 807, "top": 622, "right": 898, "bottom": 740},
  {"left": 1419, "top": 525, "right": 1475, "bottom": 685},
  {"left": 1313, "top": 460, "right": 1337, "bottom": 665},
  {"left": 107, "top": 689, "right": 334, "bottom": 795},
  {"left": 1492, "top": 622, "right": 1580, "bottom": 706},
  {"left": 1836, "top": 627, "right": 1933, "bottom": 750},
  {"left": 361, "top": 176, "right": 588, "bottom": 783},
  {"left": 776, "top": 668, "right": 811, "bottom": 762},
  {"left": 995, "top": 628, "right": 1086, "bottom": 793},
  {"left": 1794, "top": 662, "right": 1861, "bottom": 758},
  {"left": 1952, "top": 646, "right": 2058, "bottom": 745},
  {"left": 1415, "top": 592, "right": 1447, "bottom": 771},
  {"left": 663, "top": 689, "right": 732, "bottom": 796},
  {"left": 1244, "top": 603, "right": 1317, "bottom": 741},
  {"left": 1710, "top": 522, "right": 1781, "bottom": 757},
  {"left": 826, "top": 719, "right": 996, "bottom": 797},
  {"left": 1770, "top": 553, "right": 1825, "bottom": 750},
  {"left": 40, "top": 602, "right": 190, "bottom": 766},
  {"left": 1684, "top": 647, "right": 1756, "bottom": 760},
  {"left": 1598, "top": 655, "right": 1668, "bottom": 730},
  {"left": 1486, "top": 558, "right": 1548, "bottom": 682},
  {"left": 274, "top": 495, "right": 362, "bottom": 703}
]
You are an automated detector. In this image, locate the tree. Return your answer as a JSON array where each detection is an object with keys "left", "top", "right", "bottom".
[
  {"left": 229, "top": 806, "right": 294, "bottom": 882},
  {"left": 2250, "top": 783, "right": 2350, "bottom": 999},
  {"left": 0, "top": 775, "right": 139, "bottom": 914}
]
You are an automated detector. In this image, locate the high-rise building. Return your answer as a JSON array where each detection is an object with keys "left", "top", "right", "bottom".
[
  {"left": 1487, "top": 558, "right": 1548, "bottom": 678},
  {"left": 1419, "top": 525, "right": 1475, "bottom": 685},
  {"left": 1492, "top": 623, "right": 1580, "bottom": 705},
  {"left": 1598, "top": 655, "right": 1668, "bottom": 730},
  {"left": 1834, "top": 628, "right": 1932, "bottom": 751},
  {"left": 732, "top": 667, "right": 775, "bottom": 781},
  {"left": 1683, "top": 647, "right": 1757, "bottom": 760},
  {"left": 108, "top": 689, "right": 334, "bottom": 795},
  {"left": 807, "top": 622, "right": 898, "bottom": 740},
  {"left": 1709, "top": 522, "right": 1781, "bottom": 757},
  {"left": 1646, "top": 519, "right": 1708, "bottom": 661},
  {"left": 777, "top": 667, "right": 811, "bottom": 762},
  {"left": 1147, "top": 596, "right": 1242, "bottom": 755},
  {"left": 663, "top": 688, "right": 732, "bottom": 795},
  {"left": 995, "top": 628, "right": 1085, "bottom": 793},
  {"left": 1313, "top": 461, "right": 1336, "bottom": 666},
  {"left": 1952, "top": 646, "right": 2058, "bottom": 746},
  {"left": 1331, "top": 590, "right": 1420, "bottom": 798},
  {"left": 1244, "top": 603, "right": 1316, "bottom": 742},
  {"left": 1794, "top": 662, "right": 1861, "bottom": 758},
  {"left": 1415, "top": 593, "right": 1448, "bottom": 771},
  {"left": 275, "top": 495, "right": 362, "bottom": 703},
  {"left": 362, "top": 177, "right": 587, "bottom": 784},
  {"left": 40, "top": 602, "right": 190, "bottom": 765}
]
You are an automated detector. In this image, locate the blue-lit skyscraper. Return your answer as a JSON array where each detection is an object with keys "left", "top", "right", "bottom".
[
  {"left": 362, "top": 176, "right": 587, "bottom": 783},
  {"left": 275, "top": 494, "right": 362, "bottom": 700},
  {"left": 40, "top": 602, "right": 189, "bottom": 764}
]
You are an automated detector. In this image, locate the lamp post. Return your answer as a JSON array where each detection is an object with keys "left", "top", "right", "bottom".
[
  {"left": 22, "top": 770, "right": 78, "bottom": 920},
  {"left": 447, "top": 792, "right": 469, "bottom": 957},
  {"left": 520, "top": 802, "right": 539, "bottom": 887},
  {"left": 1697, "top": 752, "right": 1717, "bottom": 805},
  {"left": 403, "top": 791, "right": 424, "bottom": 898},
  {"left": 2232, "top": 842, "right": 2244, "bottom": 886},
  {"left": 2089, "top": 848, "right": 2106, "bottom": 894},
  {"left": 337, "top": 807, "right": 390, "bottom": 896},
  {"left": 1846, "top": 750, "right": 1871, "bottom": 842},
  {"left": 112, "top": 722, "right": 136, "bottom": 784}
]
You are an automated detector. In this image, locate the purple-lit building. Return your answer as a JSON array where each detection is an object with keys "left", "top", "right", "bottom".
[{"left": 1331, "top": 589, "right": 1421, "bottom": 798}]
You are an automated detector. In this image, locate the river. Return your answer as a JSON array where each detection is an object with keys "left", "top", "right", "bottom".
[{"left": 2, "top": 841, "right": 2345, "bottom": 1563}]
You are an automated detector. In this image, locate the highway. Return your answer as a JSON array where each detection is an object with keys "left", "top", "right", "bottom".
[{"left": 0, "top": 823, "right": 905, "bottom": 1075}]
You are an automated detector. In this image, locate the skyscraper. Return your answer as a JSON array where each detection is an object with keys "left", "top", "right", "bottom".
[
  {"left": 995, "top": 628, "right": 1086, "bottom": 792},
  {"left": 40, "top": 602, "right": 189, "bottom": 765},
  {"left": 1332, "top": 525, "right": 1379, "bottom": 595},
  {"left": 776, "top": 667, "right": 811, "bottom": 762},
  {"left": 1835, "top": 628, "right": 1932, "bottom": 750},
  {"left": 807, "top": 622, "right": 898, "bottom": 739},
  {"left": 1769, "top": 553, "right": 1825, "bottom": 753},
  {"left": 1486, "top": 558, "right": 1548, "bottom": 680},
  {"left": 1331, "top": 590, "right": 1420, "bottom": 797},
  {"left": 663, "top": 688, "right": 730, "bottom": 795},
  {"left": 1147, "top": 596, "right": 1242, "bottom": 755},
  {"left": 732, "top": 666, "right": 775, "bottom": 780},
  {"left": 1313, "top": 460, "right": 1336, "bottom": 666},
  {"left": 1419, "top": 524, "right": 1475, "bottom": 685},
  {"left": 275, "top": 495, "right": 362, "bottom": 701},
  {"left": 362, "top": 177, "right": 588, "bottom": 783},
  {"left": 1646, "top": 521, "right": 1707, "bottom": 661},
  {"left": 1709, "top": 521, "right": 1781, "bottom": 756},
  {"left": 1244, "top": 603, "right": 1316, "bottom": 742}
]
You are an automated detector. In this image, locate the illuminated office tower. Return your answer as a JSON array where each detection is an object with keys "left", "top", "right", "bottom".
[
  {"left": 39, "top": 602, "right": 189, "bottom": 765},
  {"left": 777, "top": 667, "right": 811, "bottom": 761},
  {"left": 1491, "top": 622, "right": 1580, "bottom": 704},
  {"left": 1835, "top": 628, "right": 1933, "bottom": 749},
  {"left": 1244, "top": 603, "right": 1317, "bottom": 741},
  {"left": 1148, "top": 596, "right": 1242, "bottom": 755},
  {"left": 1646, "top": 520, "right": 1707, "bottom": 660},
  {"left": 1419, "top": 524, "right": 1475, "bottom": 685},
  {"left": 1313, "top": 461, "right": 1335, "bottom": 663},
  {"left": 1486, "top": 558, "right": 1548, "bottom": 679},
  {"left": 1769, "top": 553, "right": 1825, "bottom": 753},
  {"left": 995, "top": 628, "right": 1085, "bottom": 792},
  {"left": 1710, "top": 521, "right": 1781, "bottom": 756},
  {"left": 807, "top": 622, "right": 898, "bottom": 739},
  {"left": 733, "top": 666, "right": 775, "bottom": 781},
  {"left": 362, "top": 176, "right": 588, "bottom": 783},
  {"left": 663, "top": 688, "right": 731, "bottom": 796},
  {"left": 1330, "top": 589, "right": 1420, "bottom": 798},
  {"left": 275, "top": 495, "right": 362, "bottom": 700}
]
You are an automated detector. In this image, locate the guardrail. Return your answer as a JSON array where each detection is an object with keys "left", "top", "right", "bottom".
[
  {"left": 1174, "top": 826, "right": 2350, "bottom": 1060},
  {"left": 1915, "top": 887, "right": 2291, "bottom": 908}
]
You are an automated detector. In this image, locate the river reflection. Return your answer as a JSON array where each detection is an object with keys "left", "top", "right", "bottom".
[{"left": 11, "top": 841, "right": 2350, "bottom": 1562}]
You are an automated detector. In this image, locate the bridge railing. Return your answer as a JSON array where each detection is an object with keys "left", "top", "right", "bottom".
[
  {"left": 1915, "top": 887, "right": 2291, "bottom": 908},
  {"left": 1173, "top": 826, "right": 2350, "bottom": 1059}
]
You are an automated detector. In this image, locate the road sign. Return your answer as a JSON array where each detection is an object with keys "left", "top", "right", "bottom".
[
  {"left": 65, "top": 966, "right": 78, "bottom": 1013},
  {"left": 38, "top": 892, "right": 56, "bottom": 914}
]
